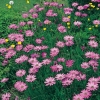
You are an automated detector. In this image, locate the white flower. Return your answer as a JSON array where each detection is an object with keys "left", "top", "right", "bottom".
[{"left": 9, "top": 1, "right": 14, "bottom": 5}]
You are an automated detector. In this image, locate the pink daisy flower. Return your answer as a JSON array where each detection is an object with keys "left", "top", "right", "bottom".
[
  {"left": 44, "top": 77, "right": 56, "bottom": 86},
  {"left": 2, "top": 93, "right": 11, "bottom": 100},
  {"left": 0, "top": 78, "right": 9, "bottom": 83},
  {"left": 55, "top": 74, "right": 65, "bottom": 81},
  {"left": 73, "top": 94, "right": 84, "bottom": 100},
  {"left": 88, "top": 40, "right": 98, "bottom": 48},
  {"left": 86, "top": 82, "right": 99, "bottom": 91},
  {"left": 16, "top": 69, "right": 26, "bottom": 77},
  {"left": 81, "top": 62, "right": 90, "bottom": 69},
  {"left": 62, "top": 78, "right": 73, "bottom": 86},
  {"left": 14, "top": 81, "right": 28, "bottom": 92},
  {"left": 66, "top": 60, "right": 74, "bottom": 67},
  {"left": 56, "top": 41, "right": 65, "bottom": 48},
  {"left": 57, "top": 25, "right": 67, "bottom": 33},
  {"left": 50, "top": 47, "right": 59, "bottom": 57},
  {"left": 64, "top": 35, "right": 74, "bottom": 41},
  {"left": 26, "top": 75, "right": 36, "bottom": 82},
  {"left": 80, "top": 89, "right": 92, "bottom": 99}
]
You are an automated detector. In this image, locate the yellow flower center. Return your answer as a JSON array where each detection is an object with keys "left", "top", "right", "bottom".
[
  {"left": 11, "top": 44, "right": 15, "bottom": 48},
  {"left": 5, "top": 39, "right": 9, "bottom": 42},
  {"left": 18, "top": 41, "right": 22, "bottom": 45}
]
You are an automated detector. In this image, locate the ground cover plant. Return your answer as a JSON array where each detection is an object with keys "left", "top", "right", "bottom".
[{"left": 0, "top": 0, "right": 100, "bottom": 100}]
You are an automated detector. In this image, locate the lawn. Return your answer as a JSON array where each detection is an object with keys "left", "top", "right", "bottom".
[{"left": 0, "top": 0, "right": 100, "bottom": 100}]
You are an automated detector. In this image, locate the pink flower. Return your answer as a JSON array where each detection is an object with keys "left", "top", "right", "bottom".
[
  {"left": 28, "top": 67, "right": 39, "bottom": 74},
  {"left": 75, "top": 12, "right": 81, "bottom": 17},
  {"left": 27, "top": 21, "right": 33, "bottom": 25},
  {"left": 19, "top": 22, "right": 26, "bottom": 26},
  {"left": 35, "top": 38, "right": 42, "bottom": 44},
  {"left": 14, "top": 81, "right": 28, "bottom": 92},
  {"left": 65, "top": 40, "right": 74, "bottom": 46},
  {"left": 62, "top": 78, "right": 73, "bottom": 86},
  {"left": 15, "top": 55, "right": 28, "bottom": 64},
  {"left": 0, "top": 48, "right": 7, "bottom": 53},
  {"left": 50, "top": 47, "right": 59, "bottom": 57},
  {"left": 62, "top": 17, "right": 70, "bottom": 22},
  {"left": 57, "top": 58, "right": 65, "bottom": 62},
  {"left": 66, "top": 60, "right": 74, "bottom": 67},
  {"left": 1, "top": 78, "right": 9, "bottom": 83},
  {"left": 89, "top": 36, "right": 96, "bottom": 40},
  {"left": 74, "top": 21, "right": 82, "bottom": 27},
  {"left": 73, "top": 94, "right": 84, "bottom": 100},
  {"left": 0, "top": 39, "right": 6, "bottom": 44},
  {"left": 88, "top": 40, "right": 98, "bottom": 48},
  {"left": 16, "top": 69, "right": 26, "bottom": 77},
  {"left": 44, "top": 77, "right": 56, "bottom": 86},
  {"left": 31, "top": 53, "right": 40, "bottom": 58},
  {"left": 23, "top": 44, "right": 34, "bottom": 52},
  {"left": 81, "top": 62, "right": 90, "bottom": 69},
  {"left": 72, "top": 2, "right": 78, "bottom": 7},
  {"left": 32, "top": 13, "right": 38, "bottom": 18},
  {"left": 85, "top": 52, "right": 99, "bottom": 60},
  {"left": 55, "top": 74, "right": 65, "bottom": 81},
  {"left": 88, "top": 77, "right": 99, "bottom": 84},
  {"left": 5, "top": 50, "right": 16, "bottom": 59},
  {"left": 50, "top": 64, "right": 63, "bottom": 72},
  {"left": 44, "top": 2, "right": 50, "bottom": 6},
  {"left": 16, "top": 45, "right": 23, "bottom": 51},
  {"left": 93, "top": 20, "right": 100, "bottom": 25},
  {"left": 88, "top": 60, "right": 98, "bottom": 67},
  {"left": 57, "top": 25, "right": 67, "bottom": 33},
  {"left": 22, "top": 13, "right": 29, "bottom": 18},
  {"left": 44, "top": 19, "right": 51, "bottom": 24},
  {"left": 28, "top": 58, "right": 38, "bottom": 64},
  {"left": 64, "top": 35, "right": 74, "bottom": 41},
  {"left": 26, "top": 75, "right": 36, "bottom": 82},
  {"left": 49, "top": 2, "right": 58, "bottom": 6},
  {"left": 42, "top": 59, "right": 51, "bottom": 65},
  {"left": 80, "top": 89, "right": 92, "bottom": 99},
  {"left": 25, "top": 30, "right": 34, "bottom": 37},
  {"left": 83, "top": 4, "right": 90, "bottom": 9},
  {"left": 9, "top": 24, "right": 19, "bottom": 29},
  {"left": 29, "top": 9, "right": 34, "bottom": 13},
  {"left": 2, "top": 93, "right": 11, "bottom": 100},
  {"left": 77, "top": 6, "right": 84, "bottom": 10},
  {"left": 41, "top": 52, "right": 47, "bottom": 58},
  {"left": 56, "top": 41, "right": 65, "bottom": 48},
  {"left": 86, "top": 82, "right": 99, "bottom": 91}
]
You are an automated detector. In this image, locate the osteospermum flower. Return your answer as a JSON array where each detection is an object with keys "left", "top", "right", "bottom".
[
  {"left": 81, "top": 62, "right": 90, "bottom": 69},
  {"left": 50, "top": 47, "right": 59, "bottom": 57},
  {"left": 55, "top": 74, "right": 65, "bottom": 81},
  {"left": 57, "top": 25, "right": 67, "bottom": 33},
  {"left": 80, "top": 89, "right": 92, "bottom": 99},
  {"left": 26, "top": 75, "right": 36, "bottom": 82},
  {"left": 74, "top": 21, "right": 82, "bottom": 27},
  {"left": 86, "top": 82, "right": 99, "bottom": 91},
  {"left": 88, "top": 40, "right": 98, "bottom": 48},
  {"left": 64, "top": 35, "right": 74, "bottom": 41},
  {"left": 66, "top": 60, "right": 74, "bottom": 67},
  {"left": 62, "top": 78, "right": 73, "bottom": 86},
  {"left": 2, "top": 93, "right": 11, "bottom": 100},
  {"left": 25, "top": 30, "right": 34, "bottom": 37},
  {"left": 14, "top": 81, "right": 28, "bottom": 92},
  {"left": 73, "top": 94, "right": 84, "bottom": 100},
  {"left": 0, "top": 78, "right": 9, "bottom": 83},
  {"left": 44, "top": 77, "right": 56, "bottom": 86},
  {"left": 16, "top": 69, "right": 26, "bottom": 77},
  {"left": 56, "top": 41, "right": 65, "bottom": 48},
  {"left": 50, "top": 64, "right": 63, "bottom": 72}
]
